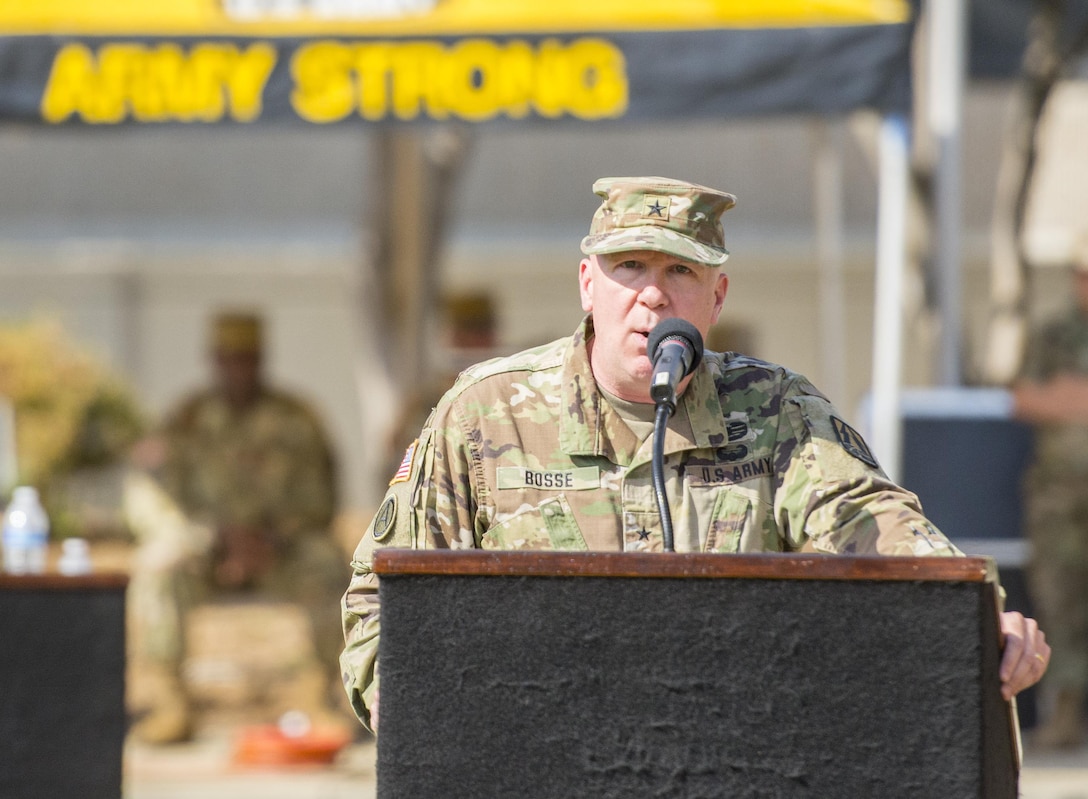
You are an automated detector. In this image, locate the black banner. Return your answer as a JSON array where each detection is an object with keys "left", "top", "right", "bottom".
[{"left": 0, "top": 26, "right": 912, "bottom": 126}]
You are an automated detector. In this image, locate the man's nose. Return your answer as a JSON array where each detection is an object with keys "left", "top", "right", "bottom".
[{"left": 637, "top": 278, "right": 667, "bottom": 308}]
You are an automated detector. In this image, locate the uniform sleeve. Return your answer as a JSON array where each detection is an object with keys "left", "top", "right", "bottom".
[
  {"left": 339, "top": 427, "right": 429, "bottom": 731},
  {"left": 340, "top": 395, "right": 481, "bottom": 729},
  {"left": 774, "top": 388, "right": 961, "bottom": 557}
]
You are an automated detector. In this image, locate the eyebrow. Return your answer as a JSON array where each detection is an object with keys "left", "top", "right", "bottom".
[{"left": 608, "top": 254, "right": 700, "bottom": 271}]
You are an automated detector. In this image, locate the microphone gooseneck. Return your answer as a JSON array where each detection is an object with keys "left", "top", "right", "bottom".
[
  {"left": 652, "top": 402, "right": 675, "bottom": 552},
  {"left": 646, "top": 319, "right": 703, "bottom": 552}
]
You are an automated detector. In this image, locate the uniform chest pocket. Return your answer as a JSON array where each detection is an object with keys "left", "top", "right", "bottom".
[
  {"left": 481, "top": 495, "right": 588, "bottom": 551},
  {"left": 703, "top": 490, "right": 752, "bottom": 553}
]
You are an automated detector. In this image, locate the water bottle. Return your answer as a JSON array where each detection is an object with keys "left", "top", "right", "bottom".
[{"left": 2, "top": 485, "right": 50, "bottom": 574}]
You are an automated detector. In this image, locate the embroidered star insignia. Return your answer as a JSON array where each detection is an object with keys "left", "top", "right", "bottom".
[
  {"left": 637, "top": 527, "right": 651, "bottom": 540},
  {"left": 646, "top": 200, "right": 666, "bottom": 217}
]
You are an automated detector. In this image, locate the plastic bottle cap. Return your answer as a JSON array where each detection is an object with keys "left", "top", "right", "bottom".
[
  {"left": 58, "top": 537, "right": 92, "bottom": 576},
  {"left": 12, "top": 486, "right": 38, "bottom": 502}
]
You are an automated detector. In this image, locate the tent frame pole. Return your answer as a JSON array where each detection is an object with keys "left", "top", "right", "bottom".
[{"left": 871, "top": 114, "right": 910, "bottom": 483}]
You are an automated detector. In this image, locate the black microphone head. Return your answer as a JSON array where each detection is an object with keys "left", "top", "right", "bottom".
[{"left": 647, "top": 318, "right": 704, "bottom": 376}]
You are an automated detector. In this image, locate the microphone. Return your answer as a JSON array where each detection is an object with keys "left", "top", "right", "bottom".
[
  {"left": 647, "top": 318, "right": 703, "bottom": 412},
  {"left": 646, "top": 318, "right": 703, "bottom": 552}
]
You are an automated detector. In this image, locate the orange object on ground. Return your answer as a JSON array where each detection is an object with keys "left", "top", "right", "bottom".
[{"left": 231, "top": 723, "right": 352, "bottom": 767}]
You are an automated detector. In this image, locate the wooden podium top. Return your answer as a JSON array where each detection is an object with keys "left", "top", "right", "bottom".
[
  {"left": 0, "top": 571, "right": 129, "bottom": 591},
  {"left": 374, "top": 550, "right": 993, "bottom": 583}
]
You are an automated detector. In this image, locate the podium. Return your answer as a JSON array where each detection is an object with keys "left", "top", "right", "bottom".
[
  {"left": 0, "top": 572, "right": 128, "bottom": 799},
  {"left": 375, "top": 550, "right": 1018, "bottom": 798}
]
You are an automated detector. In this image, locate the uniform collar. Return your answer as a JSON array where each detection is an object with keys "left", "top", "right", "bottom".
[{"left": 558, "top": 316, "right": 729, "bottom": 464}]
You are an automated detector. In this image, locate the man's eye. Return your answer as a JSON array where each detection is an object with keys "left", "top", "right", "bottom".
[{"left": 617, "top": 260, "right": 642, "bottom": 270}]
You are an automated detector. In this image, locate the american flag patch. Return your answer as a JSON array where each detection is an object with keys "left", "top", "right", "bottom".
[{"left": 389, "top": 439, "right": 418, "bottom": 485}]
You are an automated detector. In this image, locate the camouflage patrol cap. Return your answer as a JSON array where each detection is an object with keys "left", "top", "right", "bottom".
[
  {"left": 580, "top": 176, "right": 737, "bottom": 266},
  {"left": 211, "top": 311, "right": 263, "bottom": 354}
]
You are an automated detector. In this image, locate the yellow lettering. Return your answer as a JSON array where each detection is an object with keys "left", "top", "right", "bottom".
[
  {"left": 43, "top": 37, "right": 630, "bottom": 125},
  {"left": 226, "top": 43, "right": 276, "bottom": 122},
  {"left": 390, "top": 42, "right": 445, "bottom": 120},
  {"left": 495, "top": 41, "right": 534, "bottom": 120},
  {"left": 94, "top": 45, "right": 145, "bottom": 124},
  {"left": 442, "top": 39, "right": 501, "bottom": 122},
  {"left": 41, "top": 42, "right": 276, "bottom": 124},
  {"left": 564, "top": 38, "right": 627, "bottom": 120},
  {"left": 40, "top": 44, "right": 96, "bottom": 123},
  {"left": 354, "top": 44, "right": 393, "bottom": 121},
  {"left": 179, "top": 45, "right": 235, "bottom": 122},
  {"left": 131, "top": 44, "right": 183, "bottom": 121},
  {"left": 291, "top": 41, "right": 356, "bottom": 123},
  {"left": 532, "top": 39, "right": 570, "bottom": 119}
]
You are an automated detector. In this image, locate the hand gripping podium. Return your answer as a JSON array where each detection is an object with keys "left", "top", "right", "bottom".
[{"left": 374, "top": 550, "right": 1018, "bottom": 798}]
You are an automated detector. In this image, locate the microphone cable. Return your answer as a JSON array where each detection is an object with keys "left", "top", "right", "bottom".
[{"left": 652, "top": 400, "right": 675, "bottom": 552}]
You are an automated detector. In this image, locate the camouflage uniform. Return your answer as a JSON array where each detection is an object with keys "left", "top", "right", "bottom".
[
  {"left": 341, "top": 177, "right": 960, "bottom": 731},
  {"left": 133, "top": 386, "right": 345, "bottom": 666},
  {"left": 1020, "top": 306, "right": 1088, "bottom": 696},
  {"left": 131, "top": 316, "right": 345, "bottom": 737}
]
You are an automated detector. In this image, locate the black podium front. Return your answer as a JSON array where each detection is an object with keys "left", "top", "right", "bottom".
[
  {"left": 375, "top": 550, "right": 1017, "bottom": 799},
  {"left": 0, "top": 572, "right": 127, "bottom": 799},
  {"left": 897, "top": 388, "right": 1037, "bottom": 726}
]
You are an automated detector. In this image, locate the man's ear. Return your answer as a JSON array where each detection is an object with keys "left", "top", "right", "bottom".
[
  {"left": 578, "top": 257, "right": 595, "bottom": 313},
  {"left": 711, "top": 272, "right": 729, "bottom": 320}
]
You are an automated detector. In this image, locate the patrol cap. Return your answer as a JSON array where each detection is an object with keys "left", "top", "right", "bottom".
[
  {"left": 444, "top": 291, "right": 497, "bottom": 350},
  {"left": 580, "top": 176, "right": 737, "bottom": 266},
  {"left": 211, "top": 311, "right": 263, "bottom": 354},
  {"left": 445, "top": 292, "right": 495, "bottom": 334}
]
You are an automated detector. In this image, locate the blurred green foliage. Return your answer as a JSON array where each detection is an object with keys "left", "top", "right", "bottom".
[{"left": 0, "top": 318, "right": 146, "bottom": 537}]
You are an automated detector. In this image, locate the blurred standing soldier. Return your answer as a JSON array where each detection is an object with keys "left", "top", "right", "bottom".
[
  {"left": 130, "top": 311, "right": 346, "bottom": 745},
  {"left": 1013, "top": 236, "right": 1088, "bottom": 748},
  {"left": 384, "top": 291, "right": 499, "bottom": 479}
]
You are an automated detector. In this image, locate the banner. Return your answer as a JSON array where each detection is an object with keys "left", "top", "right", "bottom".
[{"left": 0, "top": 0, "right": 914, "bottom": 126}]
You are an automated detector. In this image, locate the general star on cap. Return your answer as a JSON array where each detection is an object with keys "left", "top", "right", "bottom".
[{"left": 646, "top": 199, "right": 667, "bottom": 217}]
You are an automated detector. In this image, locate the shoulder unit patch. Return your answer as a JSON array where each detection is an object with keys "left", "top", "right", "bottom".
[
  {"left": 831, "top": 417, "right": 880, "bottom": 469},
  {"left": 372, "top": 495, "right": 397, "bottom": 542}
]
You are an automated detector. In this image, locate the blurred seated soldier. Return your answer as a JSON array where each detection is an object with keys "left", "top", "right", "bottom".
[{"left": 129, "top": 311, "right": 346, "bottom": 745}]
